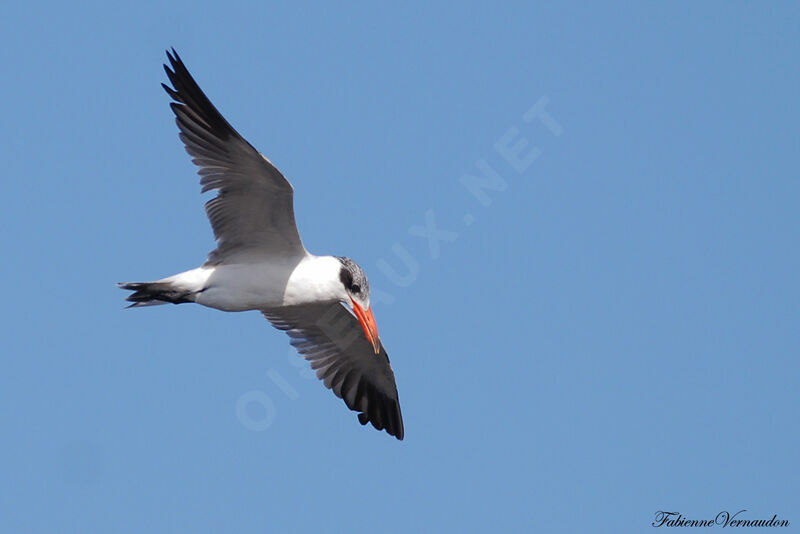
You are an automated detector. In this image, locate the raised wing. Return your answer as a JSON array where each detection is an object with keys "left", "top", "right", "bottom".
[
  {"left": 163, "top": 49, "right": 306, "bottom": 263},
  {"left": 263, "top": 303, "right": 404, "bottom": 440}
]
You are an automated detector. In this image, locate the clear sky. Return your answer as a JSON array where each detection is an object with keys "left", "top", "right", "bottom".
[{"left": 1, "top": 2, "right": 798, "bottom": 533}]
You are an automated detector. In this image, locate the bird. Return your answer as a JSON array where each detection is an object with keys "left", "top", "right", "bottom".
[{"left": 119, "top": 49, "right": 404, "bottom": 440}]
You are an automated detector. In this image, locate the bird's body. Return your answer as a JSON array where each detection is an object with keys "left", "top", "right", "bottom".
[
  {"left": 120, "top": 49, "right": 404, "bottom": 440},
  {"left": 152, "top": 254, "right": 347, "bottom": 311}
]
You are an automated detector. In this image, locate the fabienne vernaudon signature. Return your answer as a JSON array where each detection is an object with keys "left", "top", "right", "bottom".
[{"left": 653, "top": 511, "right": 790, "bottom": 528}]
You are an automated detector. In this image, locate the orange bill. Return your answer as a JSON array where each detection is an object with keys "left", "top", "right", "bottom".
[{"left": 350, "top": 298, "right": 381, "bottom": 354}]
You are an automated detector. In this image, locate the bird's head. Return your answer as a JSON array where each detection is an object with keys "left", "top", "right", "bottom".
[{"left": 337, "top": 257, "right": 380, "bottom": 354}]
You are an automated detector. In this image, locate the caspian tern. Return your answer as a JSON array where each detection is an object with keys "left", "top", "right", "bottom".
[{"left": 119, "top": 49, "right": 404, "bottom": 440}]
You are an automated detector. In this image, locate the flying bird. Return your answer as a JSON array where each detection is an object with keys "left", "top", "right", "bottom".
[{"left": 119, "top": 49, "right": 404, "bottom": 440}]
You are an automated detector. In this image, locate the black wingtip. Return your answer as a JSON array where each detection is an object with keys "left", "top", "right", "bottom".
[
  {"left": 166, "top": 47, "right": 180, "bottom": 64},
  {"left": 164, "top": 48, "right": 184, "bottom": 79},
  {"left": 357, "top": 410, "right": 404, "bottom": 440},
  {"left": 159, "top": 46, "right": 239, "bottom": 142}
]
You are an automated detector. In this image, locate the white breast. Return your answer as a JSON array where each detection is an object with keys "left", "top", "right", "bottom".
[
  {"left": 188, "top": 255, "right": 344, "bottom": 312},
  {"left": 282, "top": 255, "right": 346, "bottom": 306}
]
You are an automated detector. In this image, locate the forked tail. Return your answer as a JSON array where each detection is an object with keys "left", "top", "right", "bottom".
[{"left": 118, "top": 281, "right": 196, "bottom": 308}]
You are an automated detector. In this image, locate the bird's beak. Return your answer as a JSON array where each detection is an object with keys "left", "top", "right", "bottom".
[{"left": 350, "top": 298, "right": 381, "bottom": 354}]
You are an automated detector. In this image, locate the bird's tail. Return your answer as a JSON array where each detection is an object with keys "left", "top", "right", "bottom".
[{"left": 118, "top": 281, "right": 196, "bottom": 308}]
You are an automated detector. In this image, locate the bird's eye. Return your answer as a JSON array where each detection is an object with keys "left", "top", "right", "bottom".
[{"left": 350, "top": 284, "right": 361, "bottom": 293}]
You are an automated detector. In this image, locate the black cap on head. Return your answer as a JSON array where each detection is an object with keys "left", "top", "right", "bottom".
[{"left": 336, "top": 257, "right": 369, "bottom": 300}]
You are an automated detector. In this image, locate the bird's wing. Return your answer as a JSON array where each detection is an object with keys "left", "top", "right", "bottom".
[
  {"left": 262, "top": 303, "right": 404, "bottom": 440},
  {"left": 162, "top": 49, "right": 306, "bottom": 263}
]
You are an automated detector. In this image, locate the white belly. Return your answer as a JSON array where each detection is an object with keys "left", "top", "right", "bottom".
[{"left": 175, "top": 255, "right": 344, "bottom": 312}]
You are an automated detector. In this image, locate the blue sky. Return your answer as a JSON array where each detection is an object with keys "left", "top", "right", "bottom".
[{"left": 1, "top": 2, "right": 798, "bottom": 532}]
